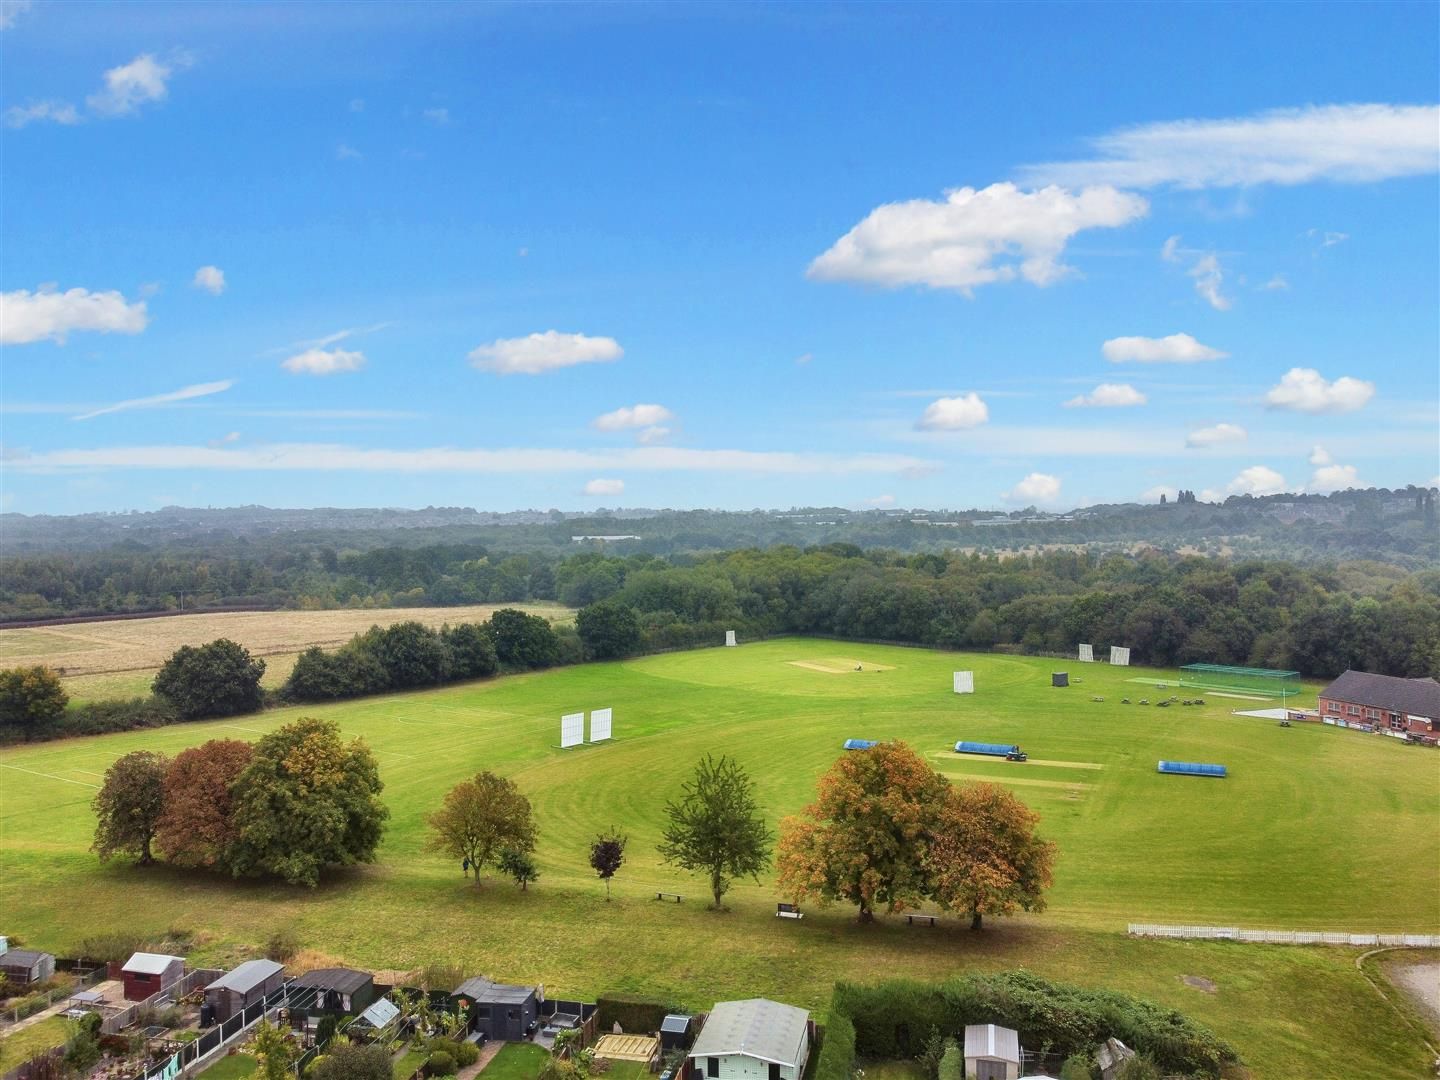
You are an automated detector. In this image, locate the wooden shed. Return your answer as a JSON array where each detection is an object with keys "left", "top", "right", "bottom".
[
  {"left": 450, "top": 976, "right": 539, "bottom": 1042},
  {"left": 963, "top": 1024, "right": 1021, "bottom": 1080},
  {"left": 121, "top": 953, "right": 185, "bottom": 1002},
  {"left": 204, "top": 959, "right": 286, "bottom": 1022},
  {"left": 0, "top": 949, "right": 56, "bottom": 985}
]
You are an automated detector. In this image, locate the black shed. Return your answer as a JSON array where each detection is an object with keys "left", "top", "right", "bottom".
[
  {"left": 660, "top": 1014, "right": 694, "bottom": 1052},
  {"left": 450, "top": 976, "right": 539, "bottom": 1042},
  {"left": 292, "top": 968, "right": 376, "bottom": 1017}
]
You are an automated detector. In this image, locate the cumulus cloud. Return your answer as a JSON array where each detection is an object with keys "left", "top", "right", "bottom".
[
  {"left": 1226, "top": 465, "right": 1286, "bottom": 496},
  {"left": 469, "top": 330, "right": 623, "bottom": 375},
  {"left": 282, "top": 347, "right": 366, "bottom": 375},
  {"left": 87, "top": 52, "right": 186, "bottom": 117},
  {"left": 4, "top": 100, "right": 81, "bottom": 128},
  {"left": 72, "top": 380, "right": 233, "bottom": 421},
  {"left": 583, "top": 478, "right": 624, "bottom": 496},
  {"left": 1005, "top": 472, "right": 1062, "bottom": 504},
  {"left": 807, "top": 182, "right": 1148, "bottom": 295},
  {"left": 1102, "top": 332, "right": 1227, "bottom": 363},
  {"left": 1064, "top": 383, "right": 1147, "bottom": 408},
  {"left": 593, "top": 403, "right": 674, "bottom": 431},
  {"left": 191, "top": 265, "right": 226, "bottom": 295},
  {"left": 1189, "top": 252, "right": 1231, "bottom": 311},
  {"left": 1019, "top": 104, "right": 1440, "bottom": 189},
  {"left": 1310, "top": 463, "right": 1359, "bottom": 492},
  {"left": 1309, "top": 445, "right": 1333, "bottom": 466},
  {"left": 1186, "top": 423, "right": 1247, "bottom": 448},
  {"left": 916, "top": 392, "right": 989, "bottom": 431},
  {"left": 1, "top": 286, "right": 148, "bottom": 345},
  {"left": 1265, "top": 368, "right": 1375, "bottom": 414}
]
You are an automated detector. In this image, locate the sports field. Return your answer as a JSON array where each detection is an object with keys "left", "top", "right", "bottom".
[{"left": 1, "top": 639, "right": 1437, "bottom": 1078}]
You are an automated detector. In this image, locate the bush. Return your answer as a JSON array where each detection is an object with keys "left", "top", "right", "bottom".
[
  {"left": 1060, "top": 1053, "right": 1094, "bottom": 1080},
  {"left": 452, "top": 1041, "right": 479, "bottom": 1067},
  {"left": 63, "top": 696, "right": 177, "bottom": 737},
  {"left": 594, "top": 996, "right": 674, "bottom": 1035},
  {"left": 425, "top": 1051, "right": 456, "bottom": 1077},
  {"left": 814, "top": 1013, "right": 854, "bottom": 1080},
  {"left": 936, "top": 1040, "right": 961, "bottom": 1080},
  {"left": 265, "top": 929, "right": 302, "bottom": 963}
]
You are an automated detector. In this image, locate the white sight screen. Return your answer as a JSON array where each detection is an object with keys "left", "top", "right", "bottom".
[
  {"left": 1110, "top": 646, "right": 1131, "bottom": 666},
  {"left": 1078, "top": 644, "right": 1094, "bottom": 663},
  {"left": 725, "top": 630, "right": 737, "bottom": 646},
  {"left": 560, "top": 712, "right": 585, "bottom": 748},
  {"left": 589, "top": 708, "right": 612, "bottom": 742},
  {"left": 953, "top": 671, "right": 974, "bottom": 694}
]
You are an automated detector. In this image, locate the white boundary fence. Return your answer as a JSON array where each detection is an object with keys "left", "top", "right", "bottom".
[
  {"left": 1128, "top": 924, "right": 1440, "bottom": 947},
  {"left": 102, "top": 969, "right": 221, "bottom": 1034}
]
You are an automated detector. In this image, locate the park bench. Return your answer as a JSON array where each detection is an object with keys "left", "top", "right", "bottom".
[
  {"left": 655, "top": 891, "right": 683, "bottom": 903},
  {"left": 905, "top": 914, "right": 937, "bottom": 927},
  {"left": 775, "top": 903, "right": 804, "bottom": 919}
]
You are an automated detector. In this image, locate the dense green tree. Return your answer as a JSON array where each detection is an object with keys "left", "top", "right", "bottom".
[
  {"left": 576, "top": 600, "right": 643, "bottom": 660},
  {"left": 441, "top": 623, "right": 499, "bottom": 680},
  {"left": 360, "top": 620, "right": 449, "bottom": 688},
  {"left": 426, "top": 771, "right": 538, "bottom": 886},
  {"left": 228, "top": 717, "right": 388, "bottom": 886},
  {"left": 152, "top": 639, "right": 265, "bottom": 719},
  {"left": 0, "top": 665, "right": 68, "bottom": 736},
  {"left": 487, "top": 608, "right": 560, "bottom": 670},
  {"left": 498, "top": 848, "right": 540, "bottom": 891},
  {"left": 658, "top": 754, "right": 773, "bottom": 909},
  {"left": 92, "top": 750, "right": 169, "bottom": 865},
  {"left": 308, "top": 1042, "right": 392, "bottom": 1080}
]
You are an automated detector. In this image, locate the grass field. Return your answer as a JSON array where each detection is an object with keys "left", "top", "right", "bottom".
[
  {"left": 0, "top": 1016, "right": 68, "bottom": 1073},
  {"left": 1, "top": 639, "right": 1437, "bottom": 1078},
  {"left": 0, "top": 604, "right": 573, "bottom": 702}
]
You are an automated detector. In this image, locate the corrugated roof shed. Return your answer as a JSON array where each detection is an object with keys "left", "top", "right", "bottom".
[
  {"left": 123, "top": 953, "right": 184, "bottom": 975},
  {"left": 689, "top": 999, "right": 809, "bottom": 1068},
  {"left": 1320, "top": 670, "right": 1440, "bottom": 718},
  {"left": 963, "top": 1024, "right": 1020, "bottom": 1063},
  {"left": 206, "top": 959, "right": 284, "bottom": 995},
  {"left": 293, "top": 968, "right": 371, "bottom": 994}
]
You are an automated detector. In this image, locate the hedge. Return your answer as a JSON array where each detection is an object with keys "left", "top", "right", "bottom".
[
  {"left": 594, "top": 996, "right": 676, "bottom": 1035},
  {"left": 814, "top": 1012, "right": 853, "bottom": 1080}
]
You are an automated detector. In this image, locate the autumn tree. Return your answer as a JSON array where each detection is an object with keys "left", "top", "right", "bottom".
[
  {"left": 658, "top": 754, "right": 773, "bottom": 909},
  {"left": 927, "top": 782, "right": 1056, "bottom": 930},
  {"left": 426, "top": 771, "right": 538, "bottom": 886},
  {"left": 152, "top": 639, "right": 266, "bottom": 720},
  {"left": 776, "top": 741, "right": 949, "bottom": 921},
  {"left": 92, "top": 750, "right": 169, "bottom": 865},
  {"left": 227, "top": 718, "right": 388, "bottom": 886},
  {"left": 0, "top": 665, "right": 68, "bottom": 737},
  {"left": 589, "top": 828, "right": 627, "bottom": 900},
  {"left": 499, "top": 848, "right": 540, "bottom": 891},
  {"left": 154, "top": 739, "right": 253, "bottom": 869}
]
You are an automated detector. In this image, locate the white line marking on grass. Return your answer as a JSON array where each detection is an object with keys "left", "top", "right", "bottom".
[
  {"left": 0, "top": 762, "right": 100, "bottom": 788},
  {"left": 221, "top": 724, "right": 267, "bottom": 734}
]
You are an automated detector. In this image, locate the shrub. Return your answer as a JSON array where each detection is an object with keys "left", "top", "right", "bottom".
[
  {"left": 1115, "top": 1057, "right": 1162, "bottom": 1080},
  {"left": 452, "top": 1041, "right": 479, "bottom": 1067},
  {"left": 425, "top": 1051, "right": 456, "bottom": 1077},
  {"left": 914, "top": 1028, "right": 945, "bottom": 1080},
  {"left": 266, "top": 929, "right": 302, "bottom": 963},
  {"left": 936, "top": 1040, "right": 962, "bottom": 1080},
  {"left": 417, "top": 963, "right": 466, "bottom": 992},
  {"left": 594, "top": 996, "right": 674, "bottom": 1034},
  {"left": 1060, "top": 1053, "right": 1095, "bottom": 1080},
  {"left": 62, "top": 696, "right": 177, "bottom": 737}
]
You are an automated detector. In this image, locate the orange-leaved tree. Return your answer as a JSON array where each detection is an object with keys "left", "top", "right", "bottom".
[
  {"left": 776, "top": 740, "right": 950, "bottom": 922},
  {"left": 155, "top": 738, "right": 253, "bottom": 868},
  {"left": 927, "top": 781, "right": 1056, "bottom": 930}
]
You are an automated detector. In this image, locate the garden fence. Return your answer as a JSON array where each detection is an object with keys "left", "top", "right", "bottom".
[
  {"left": 100, "top": 970, "right": 222, "bottom": 1037},
  {"left": 1127, "top": 924, "right": 1440, "bottom": 947},
  {"left": 0, "top": 967, "right": 106, "bottom": 1027}
]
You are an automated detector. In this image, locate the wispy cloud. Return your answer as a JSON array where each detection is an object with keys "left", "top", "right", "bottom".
[
  {"left": 469, "top": 330, "right": 623, "bottom": 375},
  {"left": 4, "top": 100, "right": 81, "bottom": 128},
  {"left": 1, "top": 286, "right": 148, "bottom": 344},
  {"left": 72, "top": 380, "right": 234, "bottom": 421},
  {"left": 7, "top": 50, "right": 192, "bottom": 128},
  {"left": 1188, "top": 252, "right": 1231, "bottom": 311},
  {"left": 422, "top": 107, "right": 450, "bottom": 126},
  {"left": 1, "top": 0, "right": 34, "bottom": 30},
  {"left": 1020, "top": 104, "right": 1440, "bottom": 189},
  {"left": 264, "top": 323, "right": 390, "bottom": 357},
  {"left": 282, "top": 347, "right": 366, "bottom": 375}
]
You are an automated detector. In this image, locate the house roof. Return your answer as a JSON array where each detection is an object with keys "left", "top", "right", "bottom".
[
  {"left": 293, "top": 968, "right": 372, "bottom": 994},
  {"left": 357, "top": 997, "right": 400, "bottom": 1029},
  {"left": 963, "top": 1025, "right": 1020, "bottom": 1063},
  {"left": 688, "top": 999, "right": 809, "bottom": 1069},
  {"left": 206, "top": 959, "right": 284, "bottom": 995},
  {"left": 1320, "top": 670, "right": 1440, "bottom": 719},
  {"left": 0, "top": 949, "right": 51, "bottom": 967},
  {"left": 123, "top": 953, "right": 184, "bottom": 976},
  {"left": 451, "top": 976, "right": 535, "bottom": 1004}
]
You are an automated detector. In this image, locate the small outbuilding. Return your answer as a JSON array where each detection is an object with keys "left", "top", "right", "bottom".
[
  {"left": 451, "top": 976, "right": 539, "bottom": 1042},
  {"left": 1051, "top": 672, "right": 1069, "bottom": 688},
  {"left": 688, "top": 998, "right": 811, "bottom": 1080},
  {"left": 963, "top": 1024, "right": 1022, "bottom": 1080},
  {"left": 292, "top": 968, "right": 376, "bottom": 1016},
  {"left": 351, "top": 996, "right": 402, "bottom": 1040},
  {"left": 204, "top": 959, "right": 285, "bottom": 1022},
  {"left": 1095, "top": 1037, "right": 1136, "bottom": 1080},
  {"left": 0, "top": 948, "right": 56, "bottom": 986},
  {"left": 121, "top": 953, "right": 185, "bottom": 1002},
  {"left": 660, "top": 1014, "right": 694, "bottom": 1052}
]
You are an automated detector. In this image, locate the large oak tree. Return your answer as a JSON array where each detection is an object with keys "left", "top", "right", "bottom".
[
  {"left": 92, "top": 750, "right": 169, "bottom": 865},
  {"left": 928, "top": 782, "right": 1056, "bottom": 930},
  {"left": 426, "top": 771, "right": 538, "bottom": 886},
  {"left": 154, "top": 738, "right": 253, "bottom": 869},
  {"left": 152, "top": 638, "right": 266, "bottom": 720}
]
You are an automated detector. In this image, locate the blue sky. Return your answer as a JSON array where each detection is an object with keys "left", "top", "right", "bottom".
[{"left": 2, "top": 0, "right": 1437, "bottom": 514}]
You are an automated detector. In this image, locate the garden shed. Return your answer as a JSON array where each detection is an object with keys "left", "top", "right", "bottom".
[
  {"left": 292, "top": 968, "right": 376, "bottom": 1016},
  {"left": 204, "top": 959, "right": 285, "bottom": 1022},
  {"left": 121, "top": 953, "right": 185, "bottom": 1001},
  {"left": 660, "top": 1014, "right": 694, "bottom": 1051},
  {"left": 0, "top": 948, "right": 55, "bottom": 985},
  {"left": 688, "top": 998, "right": 811, "bottom": 1080},
  {"left": 963, "top": 1025, "right": 1021, "bottom": 1080},
  {"left": 450, "top": 976, "right": 539, "bottom": 1042}
]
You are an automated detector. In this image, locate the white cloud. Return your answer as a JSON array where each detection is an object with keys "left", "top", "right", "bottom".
[
  {"left": 1, "top": 0, "right": 34, "bottom": 29},
  {"left": 1308, "top": 228, "right": 1349, "bottom": 248},
  {"left": 72, "top": 380, "right": 234, "bottom": 421},
  {"left": 1019, "top": 104, "right": 1440, "bottom": 189},
  {"left": 1265, "top": 368, "right": 1375, "bottom": 414},
  {"left": 336, "top": 143, "right": 362, "bottom": 160},
  {"left": 207, "top": 431, "right": 241, "bottom": 448},
  {"left": 916, "top": 392, "right": 989, "bottom": 431},
  {"left": 583, "top": 478, "right": 624, "bottom": 496},
  {"left": 1189, "top": 252, "right": 1231, "bottom": 311},
  {"left": 1064, "top": 383, "right": 1147, "bottom": 408},
  {"left": 4, "top": 100, "right": 81, "bottom": 128},
  {"left": 1102, "top": 332, "right": 1228, "bottom": 363},
  {"left": 1141, "top": 485, "right": 1178, "bottom": 502},
  {"left": 1260, "top": 274, "right": 1289, "bottom": 291},
  {"left": 1005, "top": 472, "right": 1062, "bottom": 504},
  {"left": 593, "top": 403, "right": 674, "bottom": 431},
  {"left": 1308, "top": 445, "right": 1333, "bottom": 466},
  {"left": 267, "top": 323, "right": 389, "bottom": 356},
  {"left": 807, "top": 182, "right": 1148, "bottom": 295},
  {"left": 863, "top": 494, "right": 897, "bottom": 508},
  {"left": 1226, "top": 465, "right": 1286, "bottom": 496},
  {"left": 191, "top": 265, "right": 226, "bottom": 295},
  {"left": 1186, "top": 423, "right": 1247, "bottom": 448},
  {"left": 1160, "top": 234, "right": 1182, "bottom": 262},
  {"left": 1310, "top": 463, "right": 1360, "bottom": 492},
  {"left": 468, "top": 330, "right": 623, "bottom": 375},
  {"left": 87, "top": 53, "right": 184, "bottom": 117},
  {"left": 282, "top": 347, "right": 366, "bottom": 376},
  {"left": 423, "top": 107, "right": 449, "bottom": 125},
  {"left": 636, "top": 426, "right": 672, "bottom": 445},
  {"left": 795, "top": 352, "right": 813, "bottom": 365},
  {"left": 0, "top": 286, "right": 148, "bottom": 344}
]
